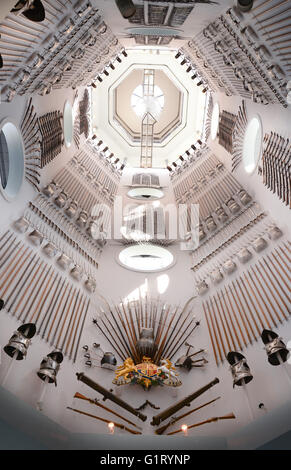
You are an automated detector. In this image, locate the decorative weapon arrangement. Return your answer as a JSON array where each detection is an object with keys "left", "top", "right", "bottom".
[
  {"left": 203, "top": 242, "right": 290, "bottom": 366},
  {"left": 218, "top": 110, "right": 237, "bottom": 154},
  {"left": 259, "top": 132, "right": 290, "bottom": 208},
  {"left": 92, "top": 296, "right": 205, "bottom": 390},
  {"left": 79, "top": 89, "right": 90, "bottom": 139},
  {"left": 231, "top": 99, "right": 248, "bottom": 171},
  {"left": 0, "top": 231, "right": 90, "bottom": 363},
  {"left": 180, "top": 2, "right": 289, "bottom": 106},
  {"left": 20, "top": 97, "right": 41, "bottom": 191},
  {"left": 0, "top": 1, "right": 124, "bottom": 101},
  {"left": 38, "top": 111, "right": 63, "bottom": 167}
]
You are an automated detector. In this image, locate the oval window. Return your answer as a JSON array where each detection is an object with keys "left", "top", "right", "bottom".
[
  {"left": 0, "top": 120, "right": 24, "bottom": 201},
  {"left": 118, "top": 244, "right": 174, "bottom": 272},
  {"left": 243, "top": 115, "right": 263, "bottom": 174}
]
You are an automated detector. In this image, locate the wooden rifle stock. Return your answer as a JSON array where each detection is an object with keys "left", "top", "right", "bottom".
[
  {"left": 74, "top": 392, "right": 142, "bottom": 430},
  {"left": 76, "top": 373, "right": 147, "bottom": 422},
  {"left": 151, "top": 377, "right": 220, "bottom": 426},
  {"left": 167, "top": 412, "right": 236, "bottom": 435},
  {"left": 155, "top": 396, "right": 221, "bottom": 435},
  {"left": 67, "top": 407, "right": 142, "bottom": 435}
]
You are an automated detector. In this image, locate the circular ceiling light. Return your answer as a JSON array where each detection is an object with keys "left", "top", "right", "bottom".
[
  {"left": 118, "top": 244, "right": 175, "bottom": 272},
  {"left": 242, "top": 115, "right": 263, "bottom": 174},
  {"left": 127, "top": 187, "right": 164, "bottom": 200},
  {"left": 210, "top": 102, "right": 220, "bottom": 140},
  {"left": 131, "top": 84, "right": 164, "bottom": 119},
  {"left": 0, "top": 119, "right": 24, "bottom": 201},
  {"left": 63, "top": 100, "right": 73, "bottom": 148}
]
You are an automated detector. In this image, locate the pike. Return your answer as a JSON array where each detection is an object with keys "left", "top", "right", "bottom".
[
  {"left": 203, "top": 303, "right": 218, "bottom": 366},
  {"left": 256, "top": 261, "right": 289, "bottom": 316},
  {"left": 262, "top": 258, "right": 290, "bottom": 302},
  {"left": 39, "top": 277, "right": 65, "bottom": 336},
  {"left": 163, "top": 310, "right": 197, "bottom": 360},
  {"left": 219, "top": 291, "right": 242, "bottom": 350},
  {"left": 55, "top": 286, "right": 79, "bottom": 349},
  {"left": 208, "top": 298, "right": 227, "bottom": 358},
  {"left": 232, "top": 280, "right": 259, "bottom": 339},
  {"left": 212, "top": 295, "right": 232, "bottom": 352},
  {"left": 104, "top": 304, "right": 133, "bottom": 358},
  {"left": 266, "top": 254, "right": 289, "bottom": 291},
  {"left": 46, "top": 281, "right": 70, "bottom": 342},
  {"left": 93, "top": 312, "right": 125, "bottom": 361},
  {"left": 215, "top": 293, "right": 236, "bottom": 350},
  {"left": 226, "top": 284, "right": 253, "bottom": 345},
  {"left": 15, "top": 260, "right": 45, "bottom": 320},
  {"left": 0, "top": 235, "right": 17, "bottom": 268},
  {"left": 250, "top": 266, "right": 287, "bottom": 323},
  {"left": 248, "top": 267, "right": 282, "bottom": 324},
  {"left": 242, "top": 272, "right": 274, "bottom": 328},
  {"left": 21, "top": 263, "right": 48, "bottom": 323},
  {"left": 167, "top": 412, "right": 236, "bottom": 435},
  {"left": 74, "top": 392, "right": 142, "bottom": 430},
  {"left": 49, "top": 284, "right": 74, "bottom": 346},
  {"left": 6, "top": 253, "right": 38, "bottom": 313},
  {"left": 155, "top": 396, "right": 221, "bottom": 435},
  {"left": 0, "top": 244, "right": 26, "bottom": 289},
  {"left": 67, "top": 407, "right": 142, "bottom": 435},
  {"left": 68, "top": 296, "right": 88, "bottom": 360},
  {"left": 168, "top": 320, "right": 200, "bottom": 361},
  {"left": 0, "top": 246, "right": 32, "bottom": 300},
  {"left": 76, "top": 373, "right": 147, "bottom": 422},
  {"left": 151, "top": 377, "right": 220, "bottom": 426},
  {"left": 63, "top": 292, "right": 83, "bottom": 356},
  {"left": 73, "top": 298, "right": 91, "bottom": 364}
]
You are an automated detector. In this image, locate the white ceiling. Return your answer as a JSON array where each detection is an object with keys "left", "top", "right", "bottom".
[{"left": 91, "top": 48, "right": 207, "bottom": 168}]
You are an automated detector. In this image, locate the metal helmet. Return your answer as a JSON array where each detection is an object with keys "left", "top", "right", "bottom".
[
  {"left": 3, "top": 323, "right": 36, "bottom": 360},
  {"left": 261, "top": 330, "right": 289, "bottom": 366},
  {"left": 37, "top": 349, "right": 63, "bottom": 386},
  {"left": 227, "top": 351, "right": 253, "bottom": 388},
  {"left": 136, "top": 328, "right": 157, "bottom": 359},
  {"left": 101, "top": 352, "right": 117, "bottom": 370}
]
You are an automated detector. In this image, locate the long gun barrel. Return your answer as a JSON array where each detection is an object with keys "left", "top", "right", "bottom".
[
  {"left": 151, "top": 377, "right": 219, "bottom": 426},
  {"left": 76, "top": 372, "right": 147, "bottom": 422}
]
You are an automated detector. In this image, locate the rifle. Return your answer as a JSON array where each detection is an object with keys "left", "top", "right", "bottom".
[
  {"left": 74, "top": 392, "right": 142, "bottom": 430},
  {"left": 155, "top": 396, "right": 220, "bottom": 435},
  {"left": 167, "top": 412, "right": 236, "bottom": 435},
  {"left": 151, "top": 377, "right": 219, "bottom": 426},
  {"left": 67, "top": 407, "right": 142, "bottom": 435},
  {"left": 76, "top": 373, "right": 147, "bottom": 422}
]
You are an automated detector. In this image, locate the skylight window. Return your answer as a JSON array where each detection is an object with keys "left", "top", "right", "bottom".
[{"left": 131, "top": 84, "right": 164, "bottom": 118}]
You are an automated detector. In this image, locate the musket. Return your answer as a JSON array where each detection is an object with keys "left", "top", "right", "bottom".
[
  {"left": 76, "top": 373, "right": 147, "bottom": 422},
  {"left": 67, "top": 407, "right": 142, "bottom": 435},
  {"left": 74, "top": 392, "right": 142, "bottom": 430},
  {"left": 155, "top": 396, "right": 221, "bottom": 435},
  {"left": 167, "top": 412, "right": 236, "bottom": 435},
  {"left": 151, "top": 377, "right": 219, "bottom": 426}
]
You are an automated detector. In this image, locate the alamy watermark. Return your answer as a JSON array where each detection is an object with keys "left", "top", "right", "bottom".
[{"left": 88, "top": 196, "right": 199, "bottom": 250}]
